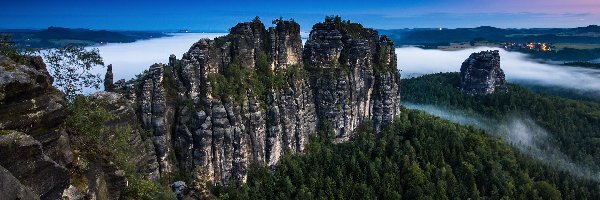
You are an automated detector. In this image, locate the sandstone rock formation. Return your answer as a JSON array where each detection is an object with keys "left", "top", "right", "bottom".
[
  {"left": 305, "top": 16, "right": 402, "bottom": 139},
  {"left": 124, "top": 17, "right": 402, "bottom": 185},
  {"left": 459, "top": 50, "right": 508, "bottom": 95},
  {"left": 0, "top": 131, "right": 69, "bottom": 200},
  {"left": 0, "top": 16, "right": 403, "bottom": 199},
  {"left": 0, "top": 165, "right": 39, "bottom": 200},
  {"left": 0, "top": 55, "right": 71, "bottom": 199},
  {"left": 0, "top": 55, "right": 71, "bottom": 166},
  {"left": 0, "top": 55, "right": 158, "bottom": 199}
]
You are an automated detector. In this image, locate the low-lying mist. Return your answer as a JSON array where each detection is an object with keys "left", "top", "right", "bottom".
[
  {"left": 396, "top": 47, "right": 600, "bottom": 95},
  {"left": 90, "top": 33, "right": 226, "bottom": 82},
  {"left": 403, "top": 102, "right": 600, "bottom": 182}
]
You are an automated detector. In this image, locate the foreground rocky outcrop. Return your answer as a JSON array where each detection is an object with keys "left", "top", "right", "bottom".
[
  {"left": 459, "top": 50, "right": 508, "bottom": 95},
  {"left": 0, "top": 55, "right": 72, "bottom": 199},
  {"left": 118, "top": 16, "right": 402, "bottom": 186},
  {"left": 0, "top": 131, "right": 69, "bottom": 200},
  {"left": 0, "top": 55, "right": 158, "bottom": 199},
  {"left": 0, "top": 165, "right": 39, "bottom": 200}
]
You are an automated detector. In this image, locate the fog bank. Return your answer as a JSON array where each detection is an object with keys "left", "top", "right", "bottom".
[
  {"left": 396, "top": 47, "right": 600, "bottom": 94},
  {"left": 90, "top": 33, "right": 225, "bottom": 82},
  {"left": 403, "top": 102, "right": 600, "bottom": 182}
]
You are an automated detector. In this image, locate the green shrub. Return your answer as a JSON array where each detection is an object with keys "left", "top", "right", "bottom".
[
  {"left": 65, "top": 96, "right": 116, "bottom": 147},
  {"left": 121, "top": 174, "right": 177, "bottom": 200}
]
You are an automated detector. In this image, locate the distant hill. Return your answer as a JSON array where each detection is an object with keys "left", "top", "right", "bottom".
[
  {"left": 380, "top": 25, "right": 600, "bottom": 46},
  {"left": 1, "top": 27, "right": 168, "bottom": 49}
]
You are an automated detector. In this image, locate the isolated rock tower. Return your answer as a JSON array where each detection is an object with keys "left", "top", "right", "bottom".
[{"left": 460, "top": 50, "right": 508, "bottom": 95}]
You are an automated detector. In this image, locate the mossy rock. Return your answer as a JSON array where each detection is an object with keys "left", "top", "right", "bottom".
[{"left": 0, "top": 130, "right": 13, "bottom": 136}]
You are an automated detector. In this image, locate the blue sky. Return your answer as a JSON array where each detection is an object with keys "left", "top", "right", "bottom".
[{"left": 2, "top": 0, "right": 599, "bottom": 30}]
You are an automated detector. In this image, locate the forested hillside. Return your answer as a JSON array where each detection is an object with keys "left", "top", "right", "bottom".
[
  {"left": 211, "top": 108, "right": 599, "bottom": 199},
  {"left": 402, "top": 73, "right": 600, "bottom": 173}
]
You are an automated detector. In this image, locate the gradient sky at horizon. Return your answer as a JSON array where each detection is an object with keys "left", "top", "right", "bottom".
[{"left": 1, "top": 0, "right": 599, "bottom": 31}]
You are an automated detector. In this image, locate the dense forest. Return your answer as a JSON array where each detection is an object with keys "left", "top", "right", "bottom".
[
  {"left": 401, "top": 73, "right": 600, "bottom": 173},
  {"left": 211, "top": 108, "right": 599, "bottom": 199},
  {"left": 208, "top": 72, "right": 600, "bottom": 199}
]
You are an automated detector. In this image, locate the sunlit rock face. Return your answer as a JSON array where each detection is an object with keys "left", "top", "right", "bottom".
[
  {"left": 124, "top": 17, "right": 402, "bottom": 185},
  {"left": 460, "top": 50, "right": 508, "bottom": 95},
  {"left": 269, "top": 19, "right": 303, "bottom": 70}
]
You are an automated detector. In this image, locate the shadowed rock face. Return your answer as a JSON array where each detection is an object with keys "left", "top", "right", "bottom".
[
  {"left": 460, "top": 50, "right": 508, "bottom": 95},
  {"left": 0, "top": 131, "right": 69, "bottom": 200},
  {"left": 0, "top": 165, "right": 39, "bottom": 200},
  {"left": 1, "top": 55, "right": 157, "bottom": 199},
  {"left": 0, "top": 55, "right": 71, "bottom": 166},
  {"left": 0, "top": 55, "right": 71, "bottom": 199}
]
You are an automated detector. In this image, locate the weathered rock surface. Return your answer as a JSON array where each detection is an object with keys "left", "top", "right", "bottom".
[
  {"left": 0, "top": 164, "right": 39, "bottom": 200},
  {"left": 124, "top": 17, "right": 401, "bottom": 186},
  {"left": 459, "top": 50, "right": 508, "bottom": 95},
  {"left": 0, "top": 55, "right": 155, "bottom": 200},
  {"left": 139, "top": 63, "right": 175, "bottom": 174},
  {"left": 304, "top": 17, "right": 402, "bottom": 140},
  {"left": 0, "top": 55, "right": 73, "bottom": 199},
  {"left": 0, "top": 131, "right": 69, "bottom": 200},
  {"left": 0, "top": 55, "right": 72, "bottom": 166},
  {"left": 269, "top": 19, "right": 303, "bottom": 70}
]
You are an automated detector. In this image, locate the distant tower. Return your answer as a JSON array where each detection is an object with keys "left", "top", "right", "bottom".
[
  {"left": 459, "top": 50, "right": 508, "bottom": 95},
  {"left": 104, "top": 64, "right": 115, "bottom": 92}
]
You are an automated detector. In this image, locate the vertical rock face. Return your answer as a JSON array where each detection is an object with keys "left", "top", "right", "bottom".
[
  {"left": 124, "top": 17, "right": 401, "bottom": 185},
  {"left": 459, "top": 50, "right": 508, "bottom": 95},
  {"left": 372, "top": 36, "right": 402, "bottom": 132},
  {"left": 304, "top": 17, "right": 402, "bottom": 140},
  {"left": 269, "top": 19, "right": 303, "bottom": 70},
  {"left": 139, "top": 63, "right": 174, "bottom": 174}
]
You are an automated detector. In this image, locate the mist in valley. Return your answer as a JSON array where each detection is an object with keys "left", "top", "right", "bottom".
[
  {"left": 403, "top": 102, "right": 600, "bottom": 182},
  {"left": 86, "top": 35, "right": 600, "bottom": 99},
  {"left": 89, "top": 33, "right": 226, "bottom": 82},
  {"left": 396, "top": 47, "right": 600, "bottom": 97}
]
